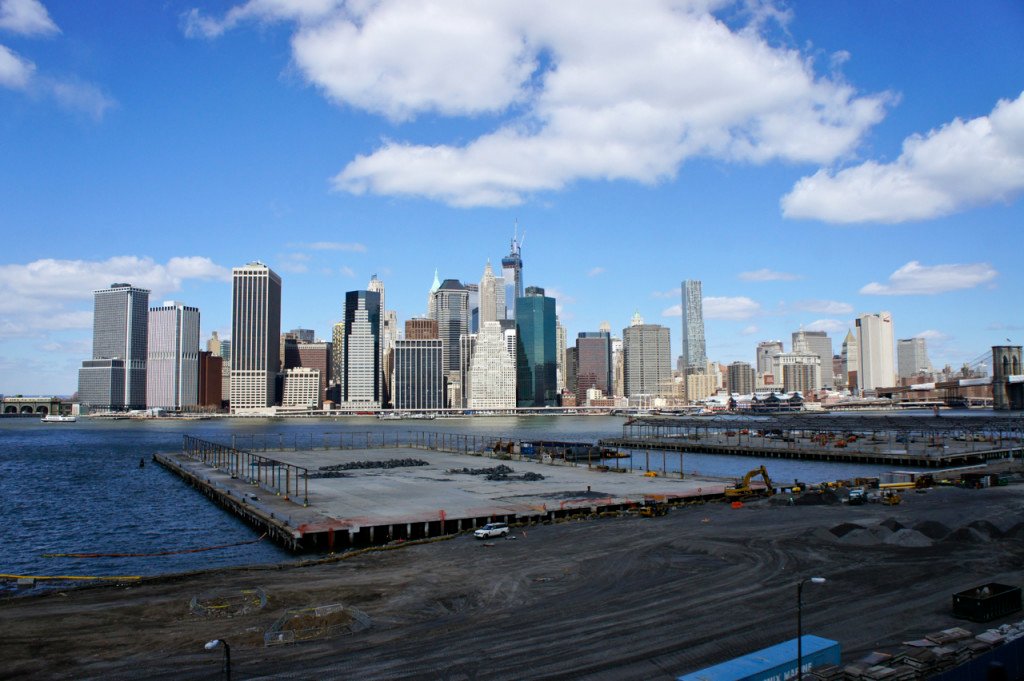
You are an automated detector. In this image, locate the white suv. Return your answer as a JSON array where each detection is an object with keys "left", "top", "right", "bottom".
[{"left": 474, "top": 522, "right": 510, "bottom": 539}]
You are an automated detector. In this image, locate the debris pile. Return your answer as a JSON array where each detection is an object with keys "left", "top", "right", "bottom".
[
  {"left": 307, "top": 459, "right": 428, "bottom": 478},
  {"left": 448, "top": 464, "right": 545, "bottom": 481}
]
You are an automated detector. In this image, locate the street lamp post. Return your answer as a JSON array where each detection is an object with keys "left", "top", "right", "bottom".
[
  {"left": 205, "top": 639, "right": 231, "bottom": 681},
  {"left": 797, "top": 577, "right": 826, "bottom": 681}
]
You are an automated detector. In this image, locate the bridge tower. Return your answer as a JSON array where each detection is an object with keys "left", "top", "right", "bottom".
[{"left": 992, "top": 345, "right": 1023, "bottom": 410}]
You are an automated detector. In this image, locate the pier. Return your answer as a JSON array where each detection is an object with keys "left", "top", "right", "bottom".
[
  {"left": 600, "top": 414, "right": 1024, "bottom": 468},
  {"left": 155, "top": 432, "right": 728, "bottom": 553}
]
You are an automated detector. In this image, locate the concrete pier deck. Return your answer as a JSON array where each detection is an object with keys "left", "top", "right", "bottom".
[{"left": 155, "top": 443, "right": 730, "bottom": 552}]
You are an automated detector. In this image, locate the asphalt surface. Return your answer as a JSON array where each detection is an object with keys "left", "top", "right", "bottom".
[{"left": 3, "top": 484, "right": 1024, "bottom": 680}]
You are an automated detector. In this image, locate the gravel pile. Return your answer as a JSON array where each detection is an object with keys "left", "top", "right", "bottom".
[{"left": 308, "top": 459, "right": 429, "bottom": 477}]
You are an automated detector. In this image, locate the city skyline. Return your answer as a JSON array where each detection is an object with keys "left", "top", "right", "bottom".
[{"left": 1, "top": 1, "right": 1022, "bottom": 394}]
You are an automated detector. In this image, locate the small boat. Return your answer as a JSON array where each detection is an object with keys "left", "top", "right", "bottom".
[{"left": 40, "top": 414, "right": 77, "bottom": 423}]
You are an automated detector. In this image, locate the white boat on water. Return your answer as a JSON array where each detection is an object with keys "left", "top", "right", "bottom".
[{"left": 40, "top": 414, "right": 77, "bottom": 423}]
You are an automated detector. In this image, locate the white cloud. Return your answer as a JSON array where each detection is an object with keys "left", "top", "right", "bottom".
[
  {"left": 0, "top": 43, "right": 33, "bottom": 89},
  {"left": 663, "top": 295, "right": 760, "bottom": 320},
  {"left": 793, "top": 299, "right": 853, "bottom": 315},
  {"left": 740, "top": 325, "right": 759, "bottom": 335},
  {"left": 0, "top": 256, "right": 230, "bottom": 339},
  {"left": 738, "top": 268, "right": 800, "bottom": 282},
  {"left": 587, "top": 266, "right": 605, "bottom": 277},
  {"left": 782, "top": 91, "right": 1024, "bottom": 223},
  {"left": 705, "top": 296, "right": 761, "bottom": 320},
  {"left": 340, "top": 266, "right": 355, "bottom": 277},
  {"left": 860, "top": 261, "right": 997, "bottom": 296},
  {"left": 0, "top": 0, "right": 59, "bottom": 36},
  {"left": 187, "top": 0, "right": 889, "bottom": 207},
  {"left": 278, "top": 252, "right": 311, "bottom": 274},
  {"left": 48, "top": 79, "right": 115, "bottom": 120},
  {"left": 915, "top": 329, "right": 949, "bottom": 341},
  {"left": 652, "top": 287, "right": 681, "bottom": 300},
  {"left": 805, "top": 319, "right": 848, "bottom": 334},
  {"left": 544, "top": 287, "right": 575, "bottom": 305}
]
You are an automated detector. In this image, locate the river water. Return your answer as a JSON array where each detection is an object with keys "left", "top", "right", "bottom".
[{"left": 0, "top": 413, "right": 983, "bottom": 589}]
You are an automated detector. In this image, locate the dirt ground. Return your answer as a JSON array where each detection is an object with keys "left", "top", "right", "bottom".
[{"left": 3, "top": 484, "right": 1024, "bottom": 681}]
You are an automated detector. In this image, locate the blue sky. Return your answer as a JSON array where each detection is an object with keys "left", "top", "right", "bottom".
[{"left": 1, "top": 0, "right": 1022, "bottom": 395}]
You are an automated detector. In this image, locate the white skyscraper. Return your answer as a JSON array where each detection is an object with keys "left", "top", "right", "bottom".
[
  {"left": 468, "top": 321, "right": 516, "bottom": 409},
  {"left": 555, "top": 319, "right": 567, "bottom": 393},
  {"left": 681, "top": 280, "right": 707, "bottom": 372},
  {"left": 230, "top": 262, "right": 282, "bottom": 412},
  {"left": 343, "top": 290, "right": 382, "bottom": 405},
  {"left": 856, "top": 312, "right": 895, "bottom": 393},
  {"left": 898, "top": 337, "right": 932, "bottom": 379},
  {"left": 478, "top": 261, "right": 505, "bottom": 324},
  {"left": 146, "top": 301, "right": 200, "bottom": 410}
]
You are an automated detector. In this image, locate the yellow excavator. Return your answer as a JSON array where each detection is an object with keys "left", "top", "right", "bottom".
[{"left": 725, "top": 465, "right": 775, "bottom": 500}]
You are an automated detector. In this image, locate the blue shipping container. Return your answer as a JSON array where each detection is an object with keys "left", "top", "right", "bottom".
[{"left": 678, "top": 635, "right": 841, "bottom": 681}]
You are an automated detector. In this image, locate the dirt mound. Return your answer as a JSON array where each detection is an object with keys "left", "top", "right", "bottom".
[
  {"left": 883, "top": 529, "right": 933, "bottom": 548},
  {"left": 966, "top": 520, "right": 1003, "bottom": 539},
  {"left": 944, "top": 527, "right": 992, "bottom": 544},
  {"left": 1004, "top": 522, "right": 1024, "bottom": 539},
  {"left": 804, "top": 527, "right": 839, "bottom": 543},
  {"left": 793, "top": 490, "right": 841, "bottom": 505},
  {"left": 914, "top": 520, "right": 952, "bottom": 539},
  {"left": 830, "top": 522, "right": 866, "bottom": 538},
  {"left": 839, "top": 529, "right": 880, "bottom": 546},
  {"left": 870, "top": 526, "right": 894, "bottom": 541},
  {"left": 880, "top": 517, "right": 905, "bottom": 532}
]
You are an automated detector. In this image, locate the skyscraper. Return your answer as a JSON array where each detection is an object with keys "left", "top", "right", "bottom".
[
  {"left": 501, "top": 228, "right": 524, "bottom": 320},
  {"left": 623, "top": 317, "right": 672, "bottom": 399},
  {"left": 796, "top": 330, "right": 834, "bottom": 388},
  {"left": 342, "top": 290, "right": 382, "bottom": 405},
  {"left": 515, "top": 286, "right": 556, "bottom": 407},
  {"left": 146, "top": 301, "right": 200, "bottom": 410},
  {"left": 680, "top": 280, "right": 707, "bottom": 372},
  {"left": 555, "top": 319, "right": 567, "bottom": 393},
  {"left": 430, "top": 279, "right": 469, "bottom": 377},
  {"left": 756, "top": 340, "right": 784, "bottom": 376},
  {"left": 897, "top": 337, "right": 932, "bottom": 379},
  {"left": 479, "top": 261, "right": 505, "bottom": 325},
  {"left": 468, "top": 321, "right": 516, "bottom": 409},
  {"left": 230, "top": 262, "right": 282, "bottom": 412},
  {"left": 727, "top": 362, "right": 756, "bottom": 395},
  {"left": 841, "top": 330, "right": 858, "bottom": 391},
  {"left": 576, "top": 331, "right": 613, "bottom": 403},
  {"left": 393, "top": 339, "right": 445, "bottom": 410},
  {"left": 331, "top": 321, "right": 345, "bottom": 386},
  {"left": 856, "top": 312, "right": 895, "bottom": 393},
  {"left": 78, "top": 283, "right": 150, "bottom": 412}
]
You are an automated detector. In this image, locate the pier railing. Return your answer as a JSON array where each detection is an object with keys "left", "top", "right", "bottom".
[{"left": 182, "top": 435, "right": 310, "bottom": 505}]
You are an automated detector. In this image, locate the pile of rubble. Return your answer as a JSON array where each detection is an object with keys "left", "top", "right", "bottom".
[
  {"left": 307, "top": 459, "right": 429, "bottom": 478},
  {"left": 448, "top": 464, "right": 545, "bottom": 482},
  {"left": 809, "top": 620, "right": 1024, "bottom": 680}
]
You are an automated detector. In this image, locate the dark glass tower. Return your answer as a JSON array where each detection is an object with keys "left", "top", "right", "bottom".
[
  {"left": 501, "top": 229, "right": 523, "bottom": 320},
  {"left": 515, "top": 286, "right": 556, "bottom": 407}
]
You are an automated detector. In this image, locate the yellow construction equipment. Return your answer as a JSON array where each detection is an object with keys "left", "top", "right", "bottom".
[
  {"left": 882, "top": 490, "right": 902, "bottom": 505},
  {"left": 725, "top": 465, "right": 775, "bottom": 500}
]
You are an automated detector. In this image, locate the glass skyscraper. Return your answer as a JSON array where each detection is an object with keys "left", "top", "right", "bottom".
[
  {"left": 501, "top": 230, "right": 523, "bottom": 320},
  {"left": 342, "top": 289, "right": 382, "bottom": 404},
  {"left": 680, "top": 279, "right": 707, "bottom": 372},
  {"left": 78, "top": 283, "right": 150, "bottom": 412},
  {"left": 515, "top": 286, "right": 556, "bottom": 407}
]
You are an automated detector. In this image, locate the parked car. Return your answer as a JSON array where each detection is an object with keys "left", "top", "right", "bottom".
[{"left": 474, "top": 522, "right": 510, "bottom": 539}]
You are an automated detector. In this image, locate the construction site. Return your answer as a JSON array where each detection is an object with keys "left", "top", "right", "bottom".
[{"left": 2, "top": 426, "right": 1024, "bottom": 680}]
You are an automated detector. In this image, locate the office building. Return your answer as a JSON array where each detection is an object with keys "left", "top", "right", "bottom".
[
  {"left": 756, "top": 340, "right": 784, "bottom": 376},
  {"left": 230, "top": 262, "right": 282, "bottom": 412},
  {"left": 393, "top": 339, "right": 445, "bottom": 410},
  {"left": 856, "top": 312, "right": 895, "bottom": 393},
  {"left": 515, "top": 286, "right": 557, "bottom": 407},
  {"left": 289, "top": 328, "right": 315, "bottom": 343},
  {"left": 841, "top": 330, "right": 858, "bottom": 391},
  {"left": 501, "top": 229, "right": 524, "bottom": 319},
  {"left": 406, "top": 318, "right": 439, "bottom": 340},
  {"left": 796, "top": 330, "right": 834, "bottom": 388},
  {"left": 197, "top": 351, "right": 222, "bottom": 409},
  {"left": 342, "top": 290, "right": 382, "bottom": 405},
  {"left": 727, "top": 361, "right": 756, "bottom": 395},
  {"left": 297, "top": 341, "right": 331, "bottom": 404},
  {"left": 77, "top": 283, "right": 150, "bottom": 412},
  {"left": 468, "top": 321, "right": 516, "bottom": 409},
  {"left": 576, "top": 331, "right": 613, "bottom": 404},
  {"left": 146, "top": 301, "right": 200, "bottom": 410},
  {"left": 479, "top": 261, "right": 505, "bottom": 325},
  {"left": 564, "top": 346, "right": 578, "bottom": 397},
  {"left": 772, "top": 332, "right": 822, "bottom": 394},
  {"left": 430, "top": 279, "right": 469, "bottom": 377},
  {"left": 622, "top": 317, "right": 672, "bottom": 399},
  {"left": 555, "top": 319, "right": 567, "bottom": 393},
  {"left": 898, "top": 337, "right": 932, "bottom": 379},
  {"left": 680, "top": 279, "right": 707, "bottom": 372},
  {"left": 331, "top": 322, "right": 344, "bottom": 386},
  {"left": 282, "top": 367, "right": 321, "bottom": 408}
]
